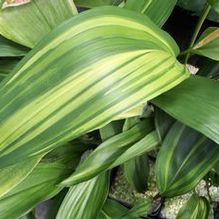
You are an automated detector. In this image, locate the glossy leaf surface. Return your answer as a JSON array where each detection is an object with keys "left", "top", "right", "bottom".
[{"left": 0, "top": 6, "right": 188, "bottom": 167}]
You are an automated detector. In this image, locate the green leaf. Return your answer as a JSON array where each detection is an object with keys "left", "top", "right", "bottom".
[
  {"left": 0, "top": 6, "right": 189, "bottom": 167},
  {"left": 208, "top": 0, "right": 219, "bottom": 14},
  {"left": 56, "top": 172, "right": 109, "bottom": 219},
  {"left": 0, "top": 35, "right": 28, "bottom": 57},
  {"left": 0, "top": 142, "right": 82, "bottom": 219},
  {"left": 124, "top": 153, "right": 149, "bottom": 193},
  {"left": 152, "top": 76, "right": 219, "bottom": 144},
  {"left": 0, "top": 155, "right": 42, "bottom": 199},
  {"left": 156, "top": 122, "right": 219, "bottom": 197},
  {"left": 176, "top": 194, "right": 210, "bottom": 219},
  {"left": 124, "top": 0, "right": 177, "bottom": 26},
  {"left": 0, "top": 0, "right": 78, "bottom": 47},
  {"left": 74, "top": 0, "right": 122, "bottom": 8},
  {"left": 0, "top": 162, "right": 70, "bottom": 219},
  {"left": 61, "top": 118, "right": 157, "bottom": 186},
  {"left": 192, "top": 27, "right": 219, "bottom": 60}
]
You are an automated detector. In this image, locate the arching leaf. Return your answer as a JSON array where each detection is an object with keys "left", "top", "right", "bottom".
[
  {"left": 0, "top": 6, "right": 188, "bottom": 168},
  {"left": 0, "top": 0, "right": 78, "bottom": 47}
]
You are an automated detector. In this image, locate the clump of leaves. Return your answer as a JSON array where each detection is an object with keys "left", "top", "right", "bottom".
[{"left": 0, "top": 0, "right": 218, "bottom": 218}]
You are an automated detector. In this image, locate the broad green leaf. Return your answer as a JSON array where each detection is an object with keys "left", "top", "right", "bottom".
[
  {"left": 56, "top": 172, "right": 109, "bottom": 219},
  {"left": 176, "top": 194, "right": 210, "bottom": 219},
  {"left": 0, "top": 6, "right": 189, "bottom": 167},
  {"left": 0, "top": 35, "right": 28, "bottom": 57},
  {"left": 61, "top": 118, "right": 155, "bottom": 185},
  {"left": 0, "top": 162, "right": 70, "bottom": 219},
  {"left": 124, "top": 153, "right": 149, "bottom": 193},
  {"left": 125, "top": 0, "right": 177, "bottom": 26},
  {"left": 0, "top": 0, "right": 78, "bottom": 47},
  {"left": 156, "top": 122, "right": 219, "bottom": 197},
  {"left": 0, "top": 155, "right": 42, "bottom": 199},
  {"left": 192, "top": 27, "right": 219, "bottom": 60},
  {"left": 74, "top": 0, "right": 122, "bottom": 7},
  {"left": 152, "top": 76, "right": 219, "bottom": 144},
  {"left": 0, "top": 142, "right": 82, "bottom": 219}
]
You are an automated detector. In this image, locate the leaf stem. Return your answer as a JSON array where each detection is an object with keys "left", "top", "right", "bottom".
[{"left": 184, "top": 3, "right": 211, "bottom": 64}]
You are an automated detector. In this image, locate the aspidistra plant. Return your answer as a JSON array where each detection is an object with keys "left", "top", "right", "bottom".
[{"left": 0, "top": 0, "right": 218, "bottom": 218}]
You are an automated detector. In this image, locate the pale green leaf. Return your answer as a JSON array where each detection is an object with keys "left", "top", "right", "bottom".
[
  {"left": 156, "top": 122, "right": 219, "bottom": 197},
  {"left": 0, "top": 0, "right": 78, "bottom": 47},
  {"left": 56, "top": 172, "right": 109, "bottom": 219},
  {"left": 192, "top": 27, "right": 219, "bottom": 60},
  {"left": 152, "top": 76, "right": 219, "bottom": 144},
  {"left": 0, "top": 6, "right": 188, "bottom": 168},
  {"left": 61, "top": 118, "right": 155, "bottom": 186},
  {"left": 0, "top": 155, "right": 42, "bottom": 199},
  {"left": 0, "top": 162, "right": 70, "bottom": 219}
]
